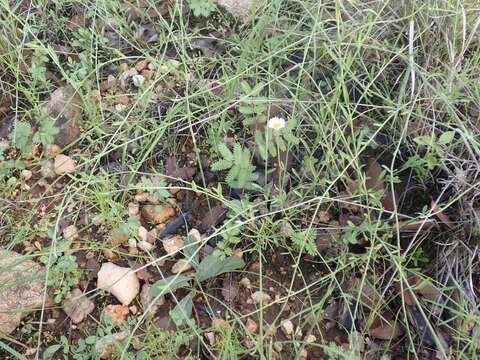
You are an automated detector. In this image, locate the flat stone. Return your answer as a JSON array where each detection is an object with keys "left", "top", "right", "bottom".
[
  {"left": 0, "top": 250, "right": 46, "bottom": 334},
  {"left": 63, "top": 288, "right": 95, "bottom": 324}
]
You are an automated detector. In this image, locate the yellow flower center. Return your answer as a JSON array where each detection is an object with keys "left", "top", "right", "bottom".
[{"left": 271, "top": 121, "right": 282, "bottom": 129}]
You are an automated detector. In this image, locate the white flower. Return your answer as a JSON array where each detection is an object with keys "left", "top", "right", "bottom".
[{"left": 267, "top": 117, "right": 286, "bottom": 131}]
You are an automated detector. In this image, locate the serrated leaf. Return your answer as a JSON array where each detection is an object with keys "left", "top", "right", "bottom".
[
  {"left": 196, "top": 255, "right": 245, "bottom": 282},
  {"left": 9, "top": 121, "right": 32, "bottom": 153},
  {"left": 33, "top": 119, "right": 59, "bottom": 146},
  {"left": 211, "top": 159, "right": 232, "bottom": 171},
  {"left": 217, "top": 143, "right": 233, "bottom": 161},
  {"left": 150, "top": 275, "right": 192, "bottom": 298}
]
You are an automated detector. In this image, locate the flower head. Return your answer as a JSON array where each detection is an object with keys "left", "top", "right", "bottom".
[{"left": 267, "top": 117, "right": 286, "bottom": 131}]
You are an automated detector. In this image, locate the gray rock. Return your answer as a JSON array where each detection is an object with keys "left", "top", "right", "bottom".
[
  {"left": 63, "top": 288, "right": 95, "bottom": 324},
  {"left": 212, "top": 0, "right": 262, "bottom": 19},
  {"left": 0, "top": 250, "right": 46, "bottom": 334}
]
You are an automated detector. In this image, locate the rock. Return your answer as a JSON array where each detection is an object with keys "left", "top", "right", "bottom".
[
  {"left": 142, "top": 204, "right": 175, "bottom": 224},
  {"left": 62, "top": 288, "right": 95, "bottom": 324},
  {"left": 44, "top": 144, "right": 61, "bottom": 158},
  {"left": 0, "top": 250, "right": 46, "bottom": 334},
  {"left": 212, "top": 0, "right": 260, "bottom": 19},
  {"left": 305, "top": 334, "right": 317, "bottom": 343},
  {"left": 205, "top": 332, "right": 215, "bottom": 346},
  {"left": 54, "top": 154, "right": 76, "bottom": 175},
  {"left": 102, "top": 304, "right": 129, "bottom": 326},
  {"left": 127, "top": 202, "right": 139, "bottom": 217},
  {"left": 132, "top": 74, "right": 145, "bottom": 87},
  {"left": 281, "top": 319, "right": 294, "bottom": 336},
  {"left": 63, "top": 225, "right": 79, "bottom": 240},
  {"left": 246, "top": 318, "right": 257, "bottom": 333},
  {"left": 108, "top": 228, "right": 128, "bottom": 246},
  {"left": 95, "top": 331, "right": 127, "bottom": 359},
  {"left": 239, "top": 277, "right": 251, "bottom": 289},
  {"left": 140, "top": 284, "right": 164, "bottom": 316},
  {"left": 138, "top": 240, "right": 154, "bottom": 252},
  {"left": 40, "top": 160, "right": 56, "bottom": 178},
  {"left": 171, "top": 259, "right": 192, "bottom": 274},
  {"left": 163, "top": 235, "right": 184, "bottom": 255},
  {"left": 251, "top": 291, "right": 271, "bottom": 304},
  {"left": 138, "top": 226, "right": 148, "bottom": 242},
  {"left": 43, "top": 86, "right": 82, "bottom": 147},
  {"left": 135, "top": 60, "right": 148, "bottom": 72},
  {"left": 21, "top": 169, "right": 32, "bottom": 181},
  {"left": 97, "top": 263, "right": 140, "bottom": 305}
]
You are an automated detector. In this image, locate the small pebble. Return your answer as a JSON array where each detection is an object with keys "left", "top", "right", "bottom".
[
  {"left": 239, "top": 277, "right": 251, "bottom": 289},
  {"left": 251, "top": 291, "right": 271, "bottom": 304},
  {"left": 281, "top": 319, "right": 294, "bottom": 336},
  {"left": 132, "top": 74, "right": 145, "bottom": 87},
  {"left": 138, "top": 240, "right": 154, "bottom": 252}
]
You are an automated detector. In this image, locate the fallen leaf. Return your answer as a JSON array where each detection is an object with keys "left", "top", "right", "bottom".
[{"left": 431, "top": 200, "right": 454, "bottom": 229}]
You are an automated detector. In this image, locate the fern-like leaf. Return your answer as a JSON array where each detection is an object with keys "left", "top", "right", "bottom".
[
  {"left": 217, "top": 143, "right": 233, "bottom": 161},
  {"left": 211, "top": 159, "right": 232, "bottom": 171}
]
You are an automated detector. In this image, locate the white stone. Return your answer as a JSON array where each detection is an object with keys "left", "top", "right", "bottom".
[{"left": 97, "top": 263, "right": 140, "bottom": 305}]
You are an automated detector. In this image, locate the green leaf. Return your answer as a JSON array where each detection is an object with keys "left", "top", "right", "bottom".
[
  {"left": 32, "top": 119, "right": 59, "bottom": 146},
  {"left": 217, "top": 143, "right": 233, "bottom": 161},
  {"left": 9, "top": 121, "right": 32, "bottom": 153},
  {"left": 438, "top": 131, "right": 455, "bottom": 145},
  {"left": 196, "top": 255, "right": 245, "bottom": 282},
  {"left": 413, "top": 135, "right": 433, "bottom": 146},
  {"left": 169, "top": 294, "right": 193, "bottom": 327},
  {"left": 183, "top": 230, "right": 200, "bottom": 267},
  {"left": 43, "top": 344, "right": 62, "bottom": 360},
  {"left": 150, "top": 275, "right": 192, "bottom": 298},
  {"left": 211, "top": 159, "right": 232, "bottom": 171}
]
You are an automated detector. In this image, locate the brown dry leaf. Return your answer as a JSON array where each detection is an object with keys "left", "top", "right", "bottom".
[
  {"left": 397, "top": 219, "right": 437, "bottom": 231},
  {"left": 368, "top": 311, "right": 403, "bottom": 340},
  {"left": 199, "top": 205, "right": 226, "bottom": 231},
  {"left": 165, "top": 156, "right": 196, "bottom": 180},
  {"left": 365, "top": 158, "right": 383, "bottom": 192},
  {"left": 43, "top": 86, "right": 82, "bottom": 147},
  {"left": 431, "top": 200, "right": 454, "bottom": 229}
]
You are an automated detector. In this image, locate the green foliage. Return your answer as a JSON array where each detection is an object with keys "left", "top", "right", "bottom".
[
  {"left": 238, "top": 81, "right": 268, "bottom": 123},
  {"left": 187, "top": 0, "right": 217, "bottom": 17},
  {"left": 120, "top": 216, "right": 140, "bottom": 237},
  {"left": 213, "top": 198, "right": 257, "bottom": 258},
  {"left": 402, "top": 131, "right": 456, "bottom": 180},
  {"left": 291, "top": 227, "right": 318, "bottom": 256},
  {"left": 9, "top": 121, "right": 32, "bottom": 153},
  {"left": 255, "top": 118, "right": 299, "bottom": 160},
  {"left": 33, "top": 118, "right": 59, "bottom": 146},
  {"left": 150, "top": 253, "right": 244, "bottom": 325},
  {"left": 137, "top": 176, "right": 171, "bottom": 200},
  {"left": 211, "top": 143, "right": 258, "bottom": 190},
  {"left": 39, "top": 240, "right": 82, "bottom": 303}
]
